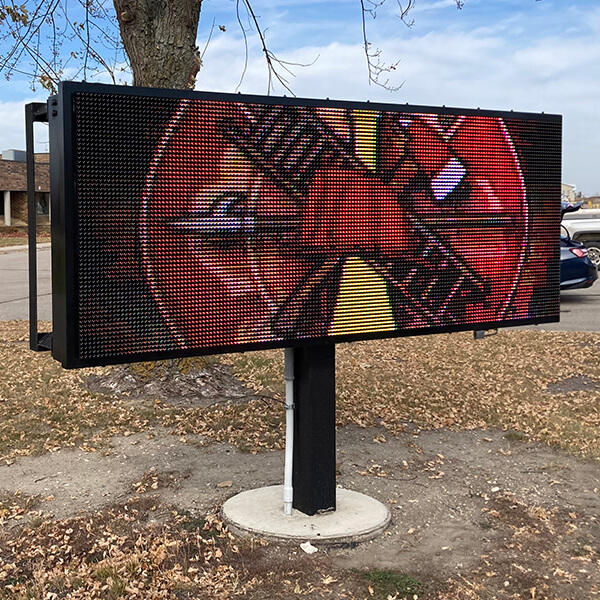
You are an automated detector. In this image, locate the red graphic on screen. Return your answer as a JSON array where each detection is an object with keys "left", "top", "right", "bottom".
[{"left": 141, "top": 101, "right": 532, "bottom": 350}]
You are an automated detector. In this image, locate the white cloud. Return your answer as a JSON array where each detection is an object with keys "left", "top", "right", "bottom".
[
  {"left": 417, "top": 0, "right": 464, "bottom": 11},
  {"left": 0, "top": 98, "right": 49, "bottom": 153},
  {"left": 195, "top": 4, "right": 600, "bottom": 196},
  {"left": 2, "top": 1, "right": 598, "bottom": 194}
]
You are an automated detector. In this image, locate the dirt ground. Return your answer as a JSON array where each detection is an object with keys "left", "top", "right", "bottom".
[{"left": 1, "top": 360, "right": 599, "bottom": 599}]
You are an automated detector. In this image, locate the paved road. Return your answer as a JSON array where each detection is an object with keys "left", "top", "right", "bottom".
[
  {"left": 1, "top": 245, "right": 600, "bottom": 332},
  {"left": 536, "top": 287, "right": 600, "bottom": 332},
  {"left": 0, "top": 245, "right": 52, "bottom": 321}
]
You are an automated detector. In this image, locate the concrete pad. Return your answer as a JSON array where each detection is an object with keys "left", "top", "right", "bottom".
[{"left": 222, "top": 485, "right": 391, "bottom": 545}]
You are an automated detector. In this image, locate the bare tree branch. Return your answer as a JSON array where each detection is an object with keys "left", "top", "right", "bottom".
[
  {"left": 236, "top": 0, "right": 317, "bottom": 96},
  {"left": 360, "top": 0, "right": 464, "bottom": 91},
  {"left": 360, "top": 0, "right": 402, "bottom": 91},
  {"left": 397, "top": 0, "right": 416, "bottom": 28},
  {"left": 0, "top": 0, "right": 126, "bottom": 92},
  {"left": 0, "top": 0, "right": 472, "bottom": 94}
]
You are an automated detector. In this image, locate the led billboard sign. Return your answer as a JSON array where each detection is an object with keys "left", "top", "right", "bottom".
[{"left": 49, "top": 82, "right": 561, "bottom": 368}]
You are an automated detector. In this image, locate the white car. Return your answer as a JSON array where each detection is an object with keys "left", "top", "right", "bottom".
[{"left": 562, "top": 207, "right": 600, "bottom": 267}]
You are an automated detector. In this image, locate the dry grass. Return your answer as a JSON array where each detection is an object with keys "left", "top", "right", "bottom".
[
  {"left": 0, "top": 491, "right": 399, "bottom": 600},
  {"left": 1, "top": 489, "right": 597, "bottom": 599},
  {"left": 0, "top": 496, "right": 256, "bottom": 599},
  {"left": 1, "top": 320, "right": 600, "bottom": 598},
  {"left": 224, "top": 329, "right": 600, "bottom": 459},
  {"left": 0, "top": 323, "right": 283, "bottom": 463},
  {"left": 0, "top": 322, "right": 159, "bottom": 463},
  {"left": 2, "top": 322, "right": 600, "bottom": 463},
  {"left": 0, "top": 224, "right": 51, "bottom": 248}
]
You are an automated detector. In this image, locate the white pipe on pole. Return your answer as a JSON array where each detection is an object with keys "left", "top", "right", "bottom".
[{"left": 283, "top": 347, "right": 295, "bottom": 516}]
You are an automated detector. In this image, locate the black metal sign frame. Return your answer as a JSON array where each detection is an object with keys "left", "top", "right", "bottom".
[{"left": 48, "top": 82, "right": 562, "bottom": 368}]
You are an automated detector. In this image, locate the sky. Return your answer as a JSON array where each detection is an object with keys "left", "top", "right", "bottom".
[{"left": 1, "top": 0, "right": 599, "bottom": 194}]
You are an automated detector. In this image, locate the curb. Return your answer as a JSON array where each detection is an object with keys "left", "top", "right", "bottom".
[{"left": 0, "top": 242, "right": 51, "bottom": 254}]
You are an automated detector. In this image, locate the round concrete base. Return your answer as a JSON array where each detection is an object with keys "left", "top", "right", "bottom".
[{"left": 222, "top": 485, "right": 391, "bottom": 545}]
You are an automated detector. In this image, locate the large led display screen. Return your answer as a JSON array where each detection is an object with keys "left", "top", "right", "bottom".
[{"left": 49, "top": 83, "right": 561, "bottom": 368}]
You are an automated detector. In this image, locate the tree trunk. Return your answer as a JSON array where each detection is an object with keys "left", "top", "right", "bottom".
[{"left": 113, "top": 0, "right": 203, "bottom": 89}]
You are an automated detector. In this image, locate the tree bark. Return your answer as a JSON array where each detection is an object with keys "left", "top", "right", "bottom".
[{"left": 113, "top": 0, "right": 203, "bottom": 89}]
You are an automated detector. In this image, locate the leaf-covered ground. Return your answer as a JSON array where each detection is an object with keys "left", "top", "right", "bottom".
[
  {"left": 4, "top": 322, "right": 600, "bottom": 462},
  {"left": 1, "top": 320, "right": 599, "bottom": 598},
  {"left": 227, "top": 329, "right": 600, "bottom": 458}
]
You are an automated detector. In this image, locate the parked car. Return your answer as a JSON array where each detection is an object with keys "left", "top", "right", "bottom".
[
  {"left": 561, "top": 201, "right": 598, "bottom": 290},
  {"left": 561, "top": 200, "right": 600, "bottom": 267},
  {"left": 560, "top": 235, "right": 598, "bottom": 290}
]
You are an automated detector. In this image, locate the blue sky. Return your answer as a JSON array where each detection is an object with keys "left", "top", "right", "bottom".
[{"left": 1, "top": 0, "right": 599, "bottom": 194}]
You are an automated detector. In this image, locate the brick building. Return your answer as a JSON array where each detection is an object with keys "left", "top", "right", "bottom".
[{"left": 1, "top": 149, "right": 50, "bottom": 226}]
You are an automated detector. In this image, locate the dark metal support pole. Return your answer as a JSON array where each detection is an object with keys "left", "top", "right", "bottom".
[
  {"left": 292, "top": 344, "right": 336, "bottom": 515},
  {"left": 26, "top": 102, "right": 50, "bottom": 351}
]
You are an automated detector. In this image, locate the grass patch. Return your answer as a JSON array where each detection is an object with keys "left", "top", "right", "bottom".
[
  {"left": 0, "top": 224, "right": 51, "bottom": 247},
  {"left": 224, "top": 329, "right": 600, "bottom": 458},
  {"left": 0, "top": 499, "right": 246, "bottom": 600},
  {"left": 361, "top": 568, "right": 424, "bottom": 599},
  {"left": 3, "top": 322, "right": 600, "bottom": 460},
  {"left": 503, "top": 431, "right": 528, "bottom": 442},
  {"left": 127, "top": 356, "right": 210, "bottom": 380},
  {"left": 0, "top": 322, "right": 165, "bottom": 462}
]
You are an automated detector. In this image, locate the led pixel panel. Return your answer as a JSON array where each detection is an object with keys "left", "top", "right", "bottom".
[{"left": 50, "top": 83, "right": 561, "bottom": 368}]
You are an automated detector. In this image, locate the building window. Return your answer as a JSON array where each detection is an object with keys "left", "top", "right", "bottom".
[{"left": 36, "top": 192, "right": 49, "bottom": 215}]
